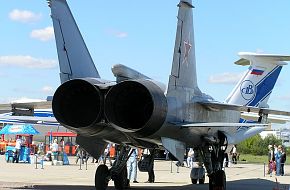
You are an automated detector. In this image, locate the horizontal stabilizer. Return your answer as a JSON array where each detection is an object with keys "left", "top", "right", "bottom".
[{"left": 235, "top": 52, "right": 290, "bottom": 66}]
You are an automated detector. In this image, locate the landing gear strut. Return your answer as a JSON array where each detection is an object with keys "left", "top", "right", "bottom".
[
  {"left": 95, "top": 145, "right": 132, "bottom": 190},
  {"left": 198, "top": 132, "right": 227, "bottom": 190}
]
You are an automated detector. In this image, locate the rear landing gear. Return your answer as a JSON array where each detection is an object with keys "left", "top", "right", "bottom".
[
  {"left": 113, "top": 167, "right": 129, "bottom": 190},
  {"left": 197, "top": 132, "right": 227, "bottom": 190},
  {"left": 95, "top": 165, "right": 109, "bottom": 190},
  {"left": 94, "top": 145, "right": 132, "bottom": 190},
  {"left": 209, "top": 170, "right": 226, "bottom": 190}
]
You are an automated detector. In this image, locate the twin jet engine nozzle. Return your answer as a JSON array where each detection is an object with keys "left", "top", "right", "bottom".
[{"left": 52, "top": 78, "right": 168, "bottom": 137}]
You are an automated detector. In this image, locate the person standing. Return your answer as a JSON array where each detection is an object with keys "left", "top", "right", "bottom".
[
  {"left": 103, "top": 143, "right": 113, "bottom": 166},
  {"left": 280, "top": 146, "right": 286, "bottom": 176},
  {"left": 75, "top": 144, "right": 84, "bottom": 164},
  {"left": 127, "top": 148, "right": 138, "bottom": 183},
  {"left": 50, "top": 139, "right": 59, "bottom": 160},
  {"left": 275, "top": 145, "right": 282, "bottom": 176},
  {"left": 186, "top": 148, "right": 194, "bottom": 168},
  {"left": 267, "top": 145, "right": 275, "bottom": 175},
  {"left": 230, "top": 145, "right": 237, "bottom": 164},
  {"left": 59, "top": 138, "right": 64, "bottom": 152},
  {"left": 14, "top": 136, "right": 23, "bottom": 163},
  {"left": 143, "top": 149, "right": 155, "bottom": 183}
]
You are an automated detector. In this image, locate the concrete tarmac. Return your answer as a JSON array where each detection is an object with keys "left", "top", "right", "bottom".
[{"left": 0, "top": 155, "right": 289, "bottom": 190}]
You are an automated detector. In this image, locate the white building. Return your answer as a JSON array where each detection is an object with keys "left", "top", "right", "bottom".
[{"left": 260, "top": 129, "right": 290, "bottom": 147}]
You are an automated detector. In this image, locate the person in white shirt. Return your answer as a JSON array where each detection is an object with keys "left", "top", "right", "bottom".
[
  {"left": 15, "top": 136, "right": 23, "bottom": 163},
  {"left": 50, "top": 139, "right": 59, "bottom": 160},
  {"left": 186, "top": 148, "right": 194, "bottom": 168},
  {"left": 127, "top": 148, "right": 138, "bottom": 183},
  {"left": 230, "top": 145, "right": 237, "bottom": 164}
]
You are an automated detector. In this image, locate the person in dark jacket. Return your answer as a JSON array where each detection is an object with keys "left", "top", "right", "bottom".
[{"left": 280, "top": 146, "right": 286, "bottom": 176}]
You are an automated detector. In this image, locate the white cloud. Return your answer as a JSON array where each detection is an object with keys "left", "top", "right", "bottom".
[
  {"left": 9, "top": 9, "right": 42, "bottom": 23},
  {"left": 277, "top": 94, "right": 290, "bottom": 101},
  {"left": 115, "top": 32, "right": 128, "bottom": 38},
  {"left": 41, "top": 86, "right": 55, "bottom": 94},
  {"left": 0, "top": 97, "right": 45, "bottom": 104},
  {"left": 208, "top": 72, "right": 244, "bottom": 85},
  {"left": 11, "top": 97, "right": 46, "bottom": 103},
  {"left": 30, "top": 26, "right": 54, "bottom": 41},
  {"left": 107, "top": 29, "right": 128, "bottom": 38},
  {"left": 0, "top": 55, "right": 57, "bottom": 69}
]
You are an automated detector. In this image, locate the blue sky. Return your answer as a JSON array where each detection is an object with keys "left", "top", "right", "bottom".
[{"left": 1, "top": 0, "right": 290, "bottom": 115}]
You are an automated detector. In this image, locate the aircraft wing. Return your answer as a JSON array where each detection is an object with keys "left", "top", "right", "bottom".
[
  {"left": 198, "top": 101, "right": 290, "bottom": 117},
  {"left": 244, "top": 106, "right": 290, "bottom": 116},
  {"left": 0, "top": 101, "right": 52, "bottom": 111},
  {"left": 241, "top": 112, "right": 290, "bottom": 124},
  {"left": 0, "top": 103, "right": 12, "bottom": 111},
  {"left": 175, "top": 122, "right": 268, "bottom": 128},
  {"left": 0, "top": 115, "right": 59, "bottom": 126}
]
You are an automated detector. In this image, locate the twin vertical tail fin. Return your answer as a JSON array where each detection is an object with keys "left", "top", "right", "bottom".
[
  {"left": 49, "top": 0, "right": 100, "bottom": 83},
  {"left": 225, "top": 52, "right": 290, "bottom": 107},
  {"left": 167, "top": 0, "right": 201, "bottom": 95}
]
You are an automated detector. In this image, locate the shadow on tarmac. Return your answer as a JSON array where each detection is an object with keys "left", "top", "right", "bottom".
[{"left": 6, "top": 178, "right": 289, "bottom": 190}]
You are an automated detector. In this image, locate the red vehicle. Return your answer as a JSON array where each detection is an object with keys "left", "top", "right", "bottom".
[{"left": 45, "top": 132, "right": 77, "bottom": 156}]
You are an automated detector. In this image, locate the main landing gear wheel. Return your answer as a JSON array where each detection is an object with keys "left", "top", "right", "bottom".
[
  {"left": 191, "top": 176, "right": 205, "bottom": 184},
  {"left": 114, "top": 167, "right": 129, "bottom": 190},
  {"left": 209, "top": 170, "right": 226, "bottom": 190},
  {"left": 95, "top": 164, "right": 109, "bottom": 190},
  {"left": 199, "top": 175, "right": 205, "bottom": 184},
  {"left": 191, "top": 179, "right": 198, "bottom": 184}
]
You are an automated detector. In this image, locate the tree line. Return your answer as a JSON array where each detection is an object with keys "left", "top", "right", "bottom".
[{"left": 237, "top": 134, "right": 283, "bottom": 156}]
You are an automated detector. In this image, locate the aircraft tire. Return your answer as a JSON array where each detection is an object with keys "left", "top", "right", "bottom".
[
  {"left": 191, "top": 178, "right": 198, "bottom": 184},
  {"left": 114, "top": 167, "right": 129, "bottom": 190},
  {"left": 199, "top": 175, "right": 205, "bottom": 184},
  {"left": 209, "top": 170, "right": 226, "bottom": 190},
  {"left": 95, "top": 164, "right": 109, "bottom": 190}
]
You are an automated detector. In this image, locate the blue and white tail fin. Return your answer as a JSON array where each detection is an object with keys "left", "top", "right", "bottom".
[
  {"left": 49, "top": 0, "right": 100, "bottom": 83},
  {"left": 167, "top": 0, "right": 201, "bottom": 95},
  {"left": 225, "top": 52, "right": 290, "bottom": 107}
]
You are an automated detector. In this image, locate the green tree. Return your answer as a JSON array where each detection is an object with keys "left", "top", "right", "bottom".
[
  {"left": 237, "top": 134, "right": 282, "bottom": 156},
  {"left": 263, "top": 134, "right": 282, "bottom": 150},
  {"left": 238, "top": 134, "right": 263, "bottom": 155}
]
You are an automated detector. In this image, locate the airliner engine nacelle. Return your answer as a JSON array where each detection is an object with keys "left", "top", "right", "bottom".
[
  {"left": 105, "top": 79, "right": 168, "bottom": 137},
  {"left": 52, "top": 78, "right": 113, "bottom": 135}
]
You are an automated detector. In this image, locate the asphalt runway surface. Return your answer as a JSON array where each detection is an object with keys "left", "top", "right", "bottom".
[{"left": 0, "top": 155, "right": 289, "bottom": 190}]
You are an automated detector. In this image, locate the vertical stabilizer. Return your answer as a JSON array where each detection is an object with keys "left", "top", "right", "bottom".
[
  {"left": 49, "top": 0, "right": 100, "bottom": 83},
  {"left": 225, "top": 52, "right": 290, "bottom": 107},
  {"left": 167, "top": 0, "right": 201, "bottom": 94}
]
